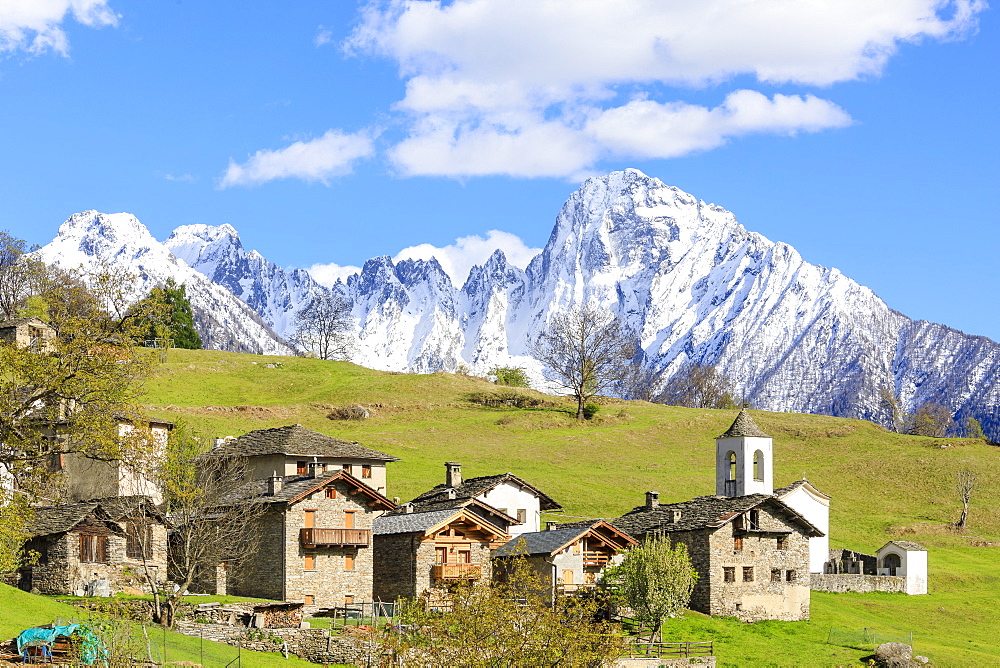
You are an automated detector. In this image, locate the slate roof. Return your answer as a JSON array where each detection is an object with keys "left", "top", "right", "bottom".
[
  {"left": 613, "top": 494, "right": 823, "bottom": 539},
  {"left": 882, "top": 540, "right": 927, "bottom": 551},
  {"left": 83, "top": 495, "right": 170, "bottom": 525},
  {"left": 372, "top": 509, "right": 460, "bottom": 536},
  {"left": 206, "top": 425, "right": 400, "bottom": 462},
  {"left": 405, "top": 473, "right": 561, "bottom": 511},
  {"left": 28, "top": 503, "right": 122, "bottom": 538},
  {"left": 773, "top": 479, "right": 831, "bottom": 499},
  {"left": 219, "top": 470, "right": 395, "bottom": 510},
  {"left": 493, "top": 526, "right": 591, "bottom": 557},
  {"left": 0, "top": 317, "right": 51, "bottom": 330},
  {"left": 718, "top": 410, "right": 770, "bottom": 438}
]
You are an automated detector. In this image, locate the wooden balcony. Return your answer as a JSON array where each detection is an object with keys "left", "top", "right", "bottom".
[
  {"left": 582, "top": 551, "right": 609, "bottom": 567},
  {"left": 299, "top": 527, "right": 370, "bottom": 548},
  {"left": 432, "top": 563, "right": 482, "bottom": 580}
]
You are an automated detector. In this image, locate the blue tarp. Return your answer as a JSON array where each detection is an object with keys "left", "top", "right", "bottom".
[{"left": 16, "top": 624, "right": 106, "bottom": 664}]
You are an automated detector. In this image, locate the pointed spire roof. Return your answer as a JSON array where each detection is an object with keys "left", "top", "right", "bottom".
[{"left": 718, "top": 410, "right": 770, "bottom": 438}]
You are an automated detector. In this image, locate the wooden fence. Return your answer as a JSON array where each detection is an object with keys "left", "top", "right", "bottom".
[{"left": 624, "top": 638, "right": 714, "bottom": 659}]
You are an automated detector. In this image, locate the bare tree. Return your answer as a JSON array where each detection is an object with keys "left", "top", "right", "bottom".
[
  {"left": 292, "top": 291, "right": 354, "bottom": 360},
  {"left": 659, "top": 362, "right": 739, "bottom": 409},
  {"left": 0, "top": 231, "right": 43, "bottom": 318},
  {"left": 531, "top": 304, "right": 636, "bottom": 420},
  {"left": 954, "top": 468, "right": 978, "bottom": 530},
  {"left": 160, "top": 426, "right": 264, "bottom": 626},
  {"left": 616, "top": 361, "right": 664, "bottom": 402}
]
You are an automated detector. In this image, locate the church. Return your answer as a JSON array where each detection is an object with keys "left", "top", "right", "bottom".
[{"left": 613, "top": 410, "right": 827, "bottom": 622}]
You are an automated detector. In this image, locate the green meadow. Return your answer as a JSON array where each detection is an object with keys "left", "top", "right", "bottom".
[{"left": 131, "top": 348, "right": 1000, "bottom": 665}]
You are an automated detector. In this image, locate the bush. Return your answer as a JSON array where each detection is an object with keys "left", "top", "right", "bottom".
[
  {"left": 326, "top": 405, "right": 371, "bottom": 420},
  {"left": 489, "top": 366, "right": 531, "bottom": 388},
  {"left": 466, "top": 391, "right": 547, "bottom": 409},
  {"left": 583, "top": 403, "right": 600, "bottom": 419}
]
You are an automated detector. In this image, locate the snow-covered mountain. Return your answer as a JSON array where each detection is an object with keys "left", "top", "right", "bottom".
[
  {"left": 37, "top": 211, "right": 294, "bottom": 355},
  {"left": 36, "top": 171, "right": 1000, "bottom": 437}
]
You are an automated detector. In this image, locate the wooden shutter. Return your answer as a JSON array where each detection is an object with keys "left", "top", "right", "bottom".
[
  {"left": 344, "top": 554, "right": 355, "bottom": 571},
  {"left": 344, "top": 511, "right": 355, "bottom": 529},
  {"left": 304, "top": 510, "right": 316, "bottom": 529}
]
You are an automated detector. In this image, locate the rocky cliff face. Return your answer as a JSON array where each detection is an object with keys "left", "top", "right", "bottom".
[{"left": 36, "top": 170, "right": 1000, "bottom": 436}]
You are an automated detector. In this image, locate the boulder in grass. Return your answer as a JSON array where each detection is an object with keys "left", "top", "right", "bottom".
[{"left": 875, "top": 642, "right": 914, "bottom": 667}]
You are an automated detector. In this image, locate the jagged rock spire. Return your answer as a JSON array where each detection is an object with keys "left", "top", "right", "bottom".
[{"left": 718, "top": 410, "right": 770, "bottom": 439}]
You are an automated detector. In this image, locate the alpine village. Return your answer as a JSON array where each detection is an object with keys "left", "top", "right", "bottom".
[{"left": 0, "top": 261, "right": 993, "bottom": 668}]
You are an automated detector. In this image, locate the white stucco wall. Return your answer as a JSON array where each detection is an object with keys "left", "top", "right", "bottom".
[
  {"left": 478, "top": 486, "right": 541, "bottom": 536},
  {"left": 778, "top": 485, "right": 830, "bottom": 573},
  {"left": 715, "top": 435, "right": 773, "bottom": 496},
  {"left": 877, "top": 545, "right": 927, "bottom": 595}
]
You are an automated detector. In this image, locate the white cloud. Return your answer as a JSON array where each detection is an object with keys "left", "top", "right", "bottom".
[
  {"left": 220, "top": 129, "right": 374, "bottom": 188},
  {"left": 306, "top": 262, "right": 363, "bottom": 287},
  {"left": 314, "top": 25, "right": 333, "bottom": 47},
  {"left": 162, "top": 172, "right": 195, "bottom": 183},
  {"left": 344, "top": 0, "right": 984, "bottom": 178},
  {"left": 394, "top": 230, "right": 542, "bottom": 287},
  {"left": 0, "top": 0, "right": 118, "bottom": 56}
]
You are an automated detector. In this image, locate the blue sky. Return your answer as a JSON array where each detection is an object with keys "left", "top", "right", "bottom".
[{"left": 1, "top": 1, "right": 998, "bottom": 340}]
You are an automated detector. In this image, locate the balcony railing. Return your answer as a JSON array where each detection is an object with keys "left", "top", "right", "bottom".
[
  {"left": 432, "top": 563, "right": 482, "bottom": 580},
  {"left": 299, "top": 527, "right": 370, "bottom": 547},
  {"left": 582, "top": 551, "right": 609, "bottom": 567}
]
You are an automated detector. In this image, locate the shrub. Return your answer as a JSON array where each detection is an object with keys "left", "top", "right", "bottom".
[
  {"left": 466, "top": 391, "right": 547, "bottom": 409},
  {"left": 583, "top": 403, "right": 600, "bottom": 419},
  {"left": 489, "top": 366, "right": 531, "bottom": 388}
]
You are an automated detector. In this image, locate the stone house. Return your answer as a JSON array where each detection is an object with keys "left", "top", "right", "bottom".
[
  {"left": 372, "top": 498, "right": 513, "bottom": 602},
  {"left": 219, "top": 469, "right": 395, "bottom": 610},
  {"left": 492, "top": 520, "right": 637, "bottom": 598},
  {"left": 59, "top": 417, "right": 174, "bottom": 504},
  {"left": 615, "top": 491, "right": 821, "bottom": 622},
  {"left": 204, "top": 425, "right": 400, "bottom": 496},
  {"left": 405, "top": 462, "right": 561, "bottom": 536},
  {"left": 0, "top": 317, "right": 56, "bottom": 352},
  {"left": 15, "top": 497, "right": 168, "bottom": 595}
]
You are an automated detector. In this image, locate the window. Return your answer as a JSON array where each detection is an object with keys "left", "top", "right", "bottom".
[
  {"left": 304, "top": 510, "right": 316, "bottom": 529},
  {"left": 723, "top": 567, "right": 735, "bottom": 583},
  {"left": 79, "top": 534, "right": 107, "bottom": 563},
  {"left": 435, "top": 546, "right": 448, "bottom": 564},
  {"left": 776, "top": 535, "right": 786, "bottom": 550},
  {"left": 771, "top": 569, "right": 781, "bottom": 582},
  {"left": 325, "top": 487, "right": 337, "bottom": 499},
  {"left": 304, "top": 595, "right": 314, "bottom": 606},
  {"left": 562, "top": 568, "right": 574, "bottom": 584},
  {"left": 361, "top": 465, "right": 372, "bottom": 479},
  {"left": 125, "top": 522, "right": 152, "bottom": 560},
  {"left": 727, "top": 451, "right": 737, "bottom": 481},
  {"left": 733, "top": 537, "right": 743, "bottom": 551},
  {"left": 304, "top": 554, "right": 316, "bottom": 570},
  {"left": 297, "top": 461, "right": 307, "bottom": 475},
  {"left": 344, "top": 511, "right": 355, "bottom": 529},
  {"left": 344, "top": 595, "right": 354, "bottom": 605},
  {"left": 342, "top": 464, "right": 351, "bottom": 471},
  {"left": 753, "top": 450, "right": 764, "bottom": 481},
  {"left": 786, "top": 570, "right": 797, "bottom": 582},
  {"left": 516, "top": 509, "right": 527, "bottom": 524},
  {"left": 743, "top": 566, "right": 754, "bottom": 582},
  {"left": 345, "top": 554, "right": 355, "bottom": 571},
  {"left": 747, "top": 509, "right": 760, "bottom": 531}
]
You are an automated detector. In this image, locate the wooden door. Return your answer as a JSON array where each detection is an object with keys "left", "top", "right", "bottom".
[
  {"left": 562, "top": 568, "right": 574, "bottom": 585},
  {"left": 436, "top": 546, "right": 448, "bottom": 564}
]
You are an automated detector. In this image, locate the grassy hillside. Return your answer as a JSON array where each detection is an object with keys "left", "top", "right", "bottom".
[{"left": 143, "top": 348, "right": 1000, "bottom": 666}]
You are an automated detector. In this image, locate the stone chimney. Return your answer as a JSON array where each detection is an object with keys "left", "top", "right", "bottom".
[
  {"left": 267, "top": 475, "right": 282, "bottom": 496},
  {"left": 393, "top": 496, "right": 400, "bottom": 505},
  {"left": 547, "top": 521, "right": 559, "bottom": 531},
  {"left": 445, "top": 461, "right": 462, "bottom": 488},
  {"left": 309, "top": 457, "right": 321, "bottom": 478},
  {"left": 645, "top": 491, "right": 659, "bottom": 510}
]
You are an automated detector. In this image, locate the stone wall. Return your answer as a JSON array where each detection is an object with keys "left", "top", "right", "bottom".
[
  {"left": 810, "top": 573, "right": 906, "bottom": 594},
  {"left": 173, "top": 623, "right": 368, "bottom": 665},
  {"left": 374, "top": 532, "right": 420, "bottom": 600},
  {"left": 24, "top": 529, "right": 135, "bottom": 595},
  {"left": 669, "top": 503, "right": 812, "bottom": 622}
]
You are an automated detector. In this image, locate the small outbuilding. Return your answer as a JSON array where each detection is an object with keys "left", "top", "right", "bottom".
[{"left": 876, "top": 541, "right": 927, "bottom": 595}]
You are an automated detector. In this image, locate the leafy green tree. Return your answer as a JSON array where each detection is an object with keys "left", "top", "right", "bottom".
[
  {"left": 963, "top": 416, "right": 985, "bottom": 439},
  {"left": 904, "top": 403, "right": 953, "bottom": 437},
  {"left": 135, "top": 278, "right": 202, "bottom": 349},
  {"left": 489, "top": 365, "right": 531, "bottom": 388},
  {"left": 605, "top": 535, "right": 698, "bottom": 645},
  {"left": 0, "top": 260, "right": 159, "bottom": 570},
  {"left": 380, "top": 555, "right": 623, "bottom": 666}
]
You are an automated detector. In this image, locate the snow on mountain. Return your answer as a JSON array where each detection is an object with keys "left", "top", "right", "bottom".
[
  {"left": 37, "top": 211, "right": 294, "bottom": 355},
  {"left": 36, "top": 171, "right": 1000, "bottom": 437}
]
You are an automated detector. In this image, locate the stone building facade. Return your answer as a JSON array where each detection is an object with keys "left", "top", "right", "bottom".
[
  {"left": 615, "top": 491, "right": 820, "bottom": 622},
  {"left": 373, "top": 504, "right": 510, "bottom": 601},
  {"left": 222, "top": 469, "right": 395, "bottom": 611},
  {"left": 0, "top": 317, "right": 56, "bottom": 351},
  {"left": 17, "top": 500, "right": 168, "bottom": 595}
]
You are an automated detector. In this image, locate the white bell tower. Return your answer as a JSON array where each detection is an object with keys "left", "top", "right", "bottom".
[{"left": 715, "top": 410, "right": 773, "bottom": 497}]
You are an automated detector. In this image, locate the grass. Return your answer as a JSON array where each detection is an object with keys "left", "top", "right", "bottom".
[
  {"left": 0, "top": 584, "right": 322, "bottom": 666},
  {"left": 136, "top": 348, "right": 1000, "bottom": 666}
]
